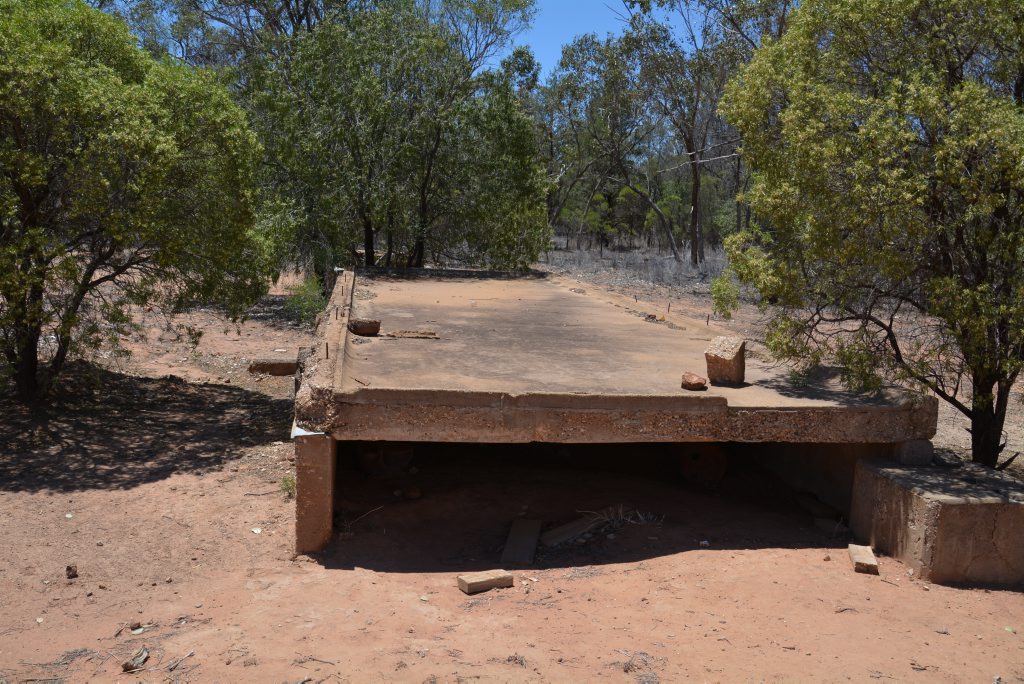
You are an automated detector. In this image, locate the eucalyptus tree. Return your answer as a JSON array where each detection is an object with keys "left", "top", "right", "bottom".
[
  {"left": 1, "top": 0, "right": 271, "bottom": 401},
  {"left": 550, "top": 33, "right": 683, "bottom": 261},
  {"left": 719, "top": 0, "right": 1024, "bottom": 467},
  {"left": 262, "top": 1, "right": 547, "bottom": 273},
  {"left": 629, "top": 4, "right": 742, "bottom": 266}
]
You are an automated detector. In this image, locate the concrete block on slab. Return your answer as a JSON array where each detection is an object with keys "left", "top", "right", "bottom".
[
  {"left": 848, "top": 544, "right": 879, "bottom": 575},
  {"left": 895, "top": 439, "right": 934, "bottom": 466},
  {"left": 457, "top": 570, "right": 514, "bottom": 595},
  {"left": 850, "top": 459, "right": 1024, "bottom": 585},
  {"left": 704, "top": 336, "right": 745, "bottom": 386},
  {"left": 348, "top": 318, "right": 381, "bottom": 336}
]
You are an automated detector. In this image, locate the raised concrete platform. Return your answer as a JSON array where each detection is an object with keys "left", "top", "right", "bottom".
[
  {"left": 851, "top": 459, "right": 1024, "bottom": 586},
  {"left": 295, "top": 271, "right": 936, "bottom": 444},
  {"left": 292, "top": 271, "right": 939, "bottom": 553}
]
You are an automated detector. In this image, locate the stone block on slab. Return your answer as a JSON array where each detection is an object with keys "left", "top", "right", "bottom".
[{"left": 704, "top": 336, "right": 746, "bottom": 386}]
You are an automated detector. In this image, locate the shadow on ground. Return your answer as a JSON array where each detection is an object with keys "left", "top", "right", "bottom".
[
  {"left": 316, "top": 443, "right": 840, "bottom": 573},
  {"left": 0, "top": 361, "right": 292, "bottom": 492}
]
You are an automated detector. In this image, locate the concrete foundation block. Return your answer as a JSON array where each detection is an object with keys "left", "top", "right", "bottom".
[
  {"left": 295, "top": 434, "right": 337, "bottom": 554},
  {"left": 850, "top": 459, "right": 1024, "bottom": 586},
  {"left": 895, "top": 439, "right": 934, "bottom": 466}
]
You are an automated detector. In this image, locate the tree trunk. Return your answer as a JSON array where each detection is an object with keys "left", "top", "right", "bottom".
[
  {"left": 689, "top": 161, "right": 701, "bottom": 267},
  {"left": 362, "top": 214, "right": 375, "bottom": 267},
  {"left": 735, "top": 155, "right": 742, "bottom": 235},
  {"left": 970, "top": 375, "right": 1012, "bottom": 467},
  {"left": 14, "top": 329, "right": 41, "bottom": 403},
  {"left": 12, "top": 279, "right": 44, "bottom": 403}
]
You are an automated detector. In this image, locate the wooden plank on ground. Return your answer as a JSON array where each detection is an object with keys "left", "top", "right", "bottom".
[
  {"left": 501, "top": 519, "right": 542, "bottom": 566},
  {"left": 848, "top": 544, "right": 880, "bottom": 575},
  {"left": 540, "top": 506, "right": 617, "bottom": 547},
  {"left": 457, "top": 570, "right": 514, "bottom": 595}
]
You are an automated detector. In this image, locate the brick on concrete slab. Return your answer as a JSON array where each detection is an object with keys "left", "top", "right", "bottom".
[
  {"left": 896, "top": 439, "right": 934, "bottom": 465},
  {"left": 680, "top": 372, "right": 708, "bottom": 391},
  {"left": 501, "top": 519, "right": 542, "bottom": 566},
  {"left": 348, "top": 318, "right": 381, "bottom": 336},
  {"left": 704, "top": 336, "right": 746, "bottom": 386},
  {"left": 848, "top": 544, "right": 880, "bottom": 575},
  {"left": 457, "top": 570, "right": 514, "bottom": 595}
]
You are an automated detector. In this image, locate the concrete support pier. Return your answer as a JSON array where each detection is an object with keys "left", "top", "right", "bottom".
[
  {"left": 294, "top": 434, "right": 336, "bottom": 554},
  {"left": 851, "top": 458, "right": 1024, "bottom": 585}
]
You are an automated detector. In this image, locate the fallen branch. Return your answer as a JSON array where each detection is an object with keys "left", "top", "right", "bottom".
[
  {"left": 167, "top": 649, "right": 195, "bottom": 672},
  {"left": 996, "top": 451, "right": 1019, "bottom": 471}
]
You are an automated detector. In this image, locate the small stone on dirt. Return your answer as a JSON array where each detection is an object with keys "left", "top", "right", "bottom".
[{"left": 65, "top": 565, "right": 78, "bottom": 579}]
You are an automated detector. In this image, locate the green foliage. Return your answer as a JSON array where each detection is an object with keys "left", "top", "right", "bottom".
[
  {"left": 280, "top": 474, "right": 296, "bottom": 499},
  {"left": 253, "top": 1, "right": 547, "bottom": 273},
  {"left": 720, "top": 0, "right": 1024, "bottom": 466},
  {"left": 284, "top": 276, "right": 327, "bottom": 327},
  {"left": 0, "top": 0, "right": 271, "bottom": 400}
]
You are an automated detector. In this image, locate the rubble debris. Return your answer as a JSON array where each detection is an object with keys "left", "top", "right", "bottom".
[
  {"left": 501, "top": 519, "right": 542, "bottom": 566},
  {"left": 848, "top": 544, "right": 880, "bottom": 575},
  {"left": 122, "top": 646, "right": 150, "bottom": 672},
  {"left": 457, "top": 570, "right": 514, "bottom": 595},
  {"left": 540, "top": 506, "right": 618, "bottom": 547},
  {"left": 381, "top": 330, "right": 439, "bottom": 339},
  {"left": 704, "top": 336, "right": 746, "bottom": 385},
  {"left": 680, "top": 372, "right": 708, "bottom": 391}
]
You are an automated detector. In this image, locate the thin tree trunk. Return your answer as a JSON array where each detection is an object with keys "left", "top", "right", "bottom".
[
  {"left": 362, "top": 214, "right": 375, "bottom": 267},
  {"left": 735, "top": 155, "right": 742, "bottom": 235},
  {"left": 689, "top": 161, "right": 701, "bottom": 267}
]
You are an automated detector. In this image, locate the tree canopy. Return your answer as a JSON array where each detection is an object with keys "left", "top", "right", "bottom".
[
  {"left": 252, "top": 0, "right": 548, "bottom": 277},
  {"left": 718, "top": 0, "right": 1024, "bottom": 466},
  {"left": 0, "top": 0, "right": 271, "bottom": 400}
]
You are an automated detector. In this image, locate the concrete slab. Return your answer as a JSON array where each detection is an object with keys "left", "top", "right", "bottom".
[
  {"left": 850, "top": 459, "right": 1024, "bottom": 585},
  {"left": 294, "top": 272, "right": 936, "bottom": 445}
]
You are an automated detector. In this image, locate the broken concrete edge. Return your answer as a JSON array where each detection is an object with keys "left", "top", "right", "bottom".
[
  {"left": 309, "top": 403, "right": 936, "bottom": 444},
  {"left": 356, "top": 266, "right": 548, "bottom": 281},
  {"left": 248, "top": 357, "right": 299, "bottom": 376},
  {"left": 294, "top": 270, "right": 355, "bottom": 429}
]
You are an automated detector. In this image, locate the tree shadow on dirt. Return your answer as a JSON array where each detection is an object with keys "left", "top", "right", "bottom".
[{"left": 0, "top": 361, "right": 293, "bottom": 493}]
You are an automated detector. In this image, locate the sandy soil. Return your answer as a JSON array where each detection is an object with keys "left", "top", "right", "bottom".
[{"left": 2, "top": 275, "right": 1023, "bottom": 683}]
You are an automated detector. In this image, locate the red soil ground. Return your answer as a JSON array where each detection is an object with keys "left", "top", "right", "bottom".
[{"left": 1, "top": 274, "right": 1022, "bottom": 682}]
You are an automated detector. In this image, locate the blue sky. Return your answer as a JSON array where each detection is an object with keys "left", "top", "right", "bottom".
[{"left": 513, "top": 1, "right": 636, "bottom": 78}]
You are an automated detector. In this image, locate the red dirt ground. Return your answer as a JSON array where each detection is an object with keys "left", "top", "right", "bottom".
[{"left": 1, "top": 275, "right": 1023, "bottom": 683}]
